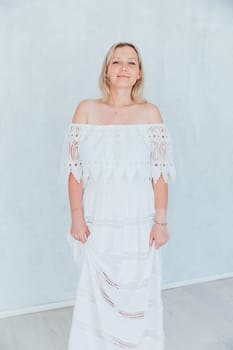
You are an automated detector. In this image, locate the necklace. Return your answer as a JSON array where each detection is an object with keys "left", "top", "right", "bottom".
[{"left": 109, "top": 102, "right": 135, "bottom": 115}]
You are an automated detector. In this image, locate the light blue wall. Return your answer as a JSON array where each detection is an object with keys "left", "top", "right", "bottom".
[{"left": 0, "top": 0, "right": 232, "bottom": 312}]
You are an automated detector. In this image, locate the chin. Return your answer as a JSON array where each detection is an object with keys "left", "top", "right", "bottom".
[{"left": 112, "top": 82, "right": 133, "bottom": 88}]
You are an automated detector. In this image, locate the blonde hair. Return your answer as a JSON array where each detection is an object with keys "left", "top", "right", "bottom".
[{"left": 98, "top": 42, "right": 147, "bottom": 104}]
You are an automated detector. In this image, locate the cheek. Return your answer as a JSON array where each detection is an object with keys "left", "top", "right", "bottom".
[
  {"left": 130, "top": 69, "right": 139, "bottom": 77},
  {"left": 108, "top": 65, "right": 117, "bottom": 73},
  {"left": 129, "top": 65, "right": 139, "bottom": 72}
]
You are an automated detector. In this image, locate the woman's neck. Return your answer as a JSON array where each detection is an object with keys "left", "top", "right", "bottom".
[{"left": 106, "top": 90, "right": 134, "bottom": 108}]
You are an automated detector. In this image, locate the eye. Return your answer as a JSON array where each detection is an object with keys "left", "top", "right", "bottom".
[
  {"left": 112, "top": 61, "right": 119, "bottom": 64},
  {"left": 129, "top": 62, "right": 136, "bottom": 65}
]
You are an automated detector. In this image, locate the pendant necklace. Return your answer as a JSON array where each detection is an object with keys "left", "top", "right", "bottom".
[{"left": 111, "top": 103, "right": 134, "bottom": 116}]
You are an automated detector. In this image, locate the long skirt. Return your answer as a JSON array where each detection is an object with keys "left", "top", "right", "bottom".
[{"left": 67, "top": 178, "right": 164, "bottom": 350}]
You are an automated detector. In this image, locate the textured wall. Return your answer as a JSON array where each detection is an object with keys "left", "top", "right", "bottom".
[{"left": 0, "top": 0, "right": 232, "bottom": 312}]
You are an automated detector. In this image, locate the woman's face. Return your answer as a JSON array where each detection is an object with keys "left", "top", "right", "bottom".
[{"left": 107, "top": 46, "right": 141, "bottom": 89}]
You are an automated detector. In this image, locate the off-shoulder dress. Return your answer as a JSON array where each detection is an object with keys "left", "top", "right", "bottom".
[{"left": 60, "top": 122, "right": 176, "bottom": 350}]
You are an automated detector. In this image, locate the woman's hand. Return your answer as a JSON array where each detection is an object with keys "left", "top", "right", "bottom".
[
  {"left": 70, "top": 217, "right": 91, "bottom": 244},
  {"left": 149, "top": 223, "right": 170, "bottom": 249}
]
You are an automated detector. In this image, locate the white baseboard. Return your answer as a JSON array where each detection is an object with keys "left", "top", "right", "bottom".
[
  {"left": 0, "top": 300, "right": 74, "bottom": 319},
  {"left": 1, "top": 272, "right": 233, "bottom": 319},
  {"left": 162, "top": 271, "right": 233, "bottom": 289}
]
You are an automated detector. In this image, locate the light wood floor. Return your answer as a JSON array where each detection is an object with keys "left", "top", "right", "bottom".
[{"left": 0, "top": 277, "right": 232, "bottom": 350}]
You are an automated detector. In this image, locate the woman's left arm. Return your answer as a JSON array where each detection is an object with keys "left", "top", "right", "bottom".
[
  {"left": 152, "top": 175, "right": 168, "bottom": 223},
  {"left": 146, "top": 103, "right": 176, "bottom": 249},
  {"left": 149, "top": 176, "right": 170, "bottom": 249}
]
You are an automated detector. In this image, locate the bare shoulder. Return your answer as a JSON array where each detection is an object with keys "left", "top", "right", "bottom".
[
  {"left": 71, "top": 98, "right": 97, "bottom": 123},
  {"left": 143, "top": 102, "right": 163, "bottom": 123}
]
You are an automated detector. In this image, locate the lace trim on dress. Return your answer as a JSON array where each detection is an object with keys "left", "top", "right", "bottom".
[
  {"left": 99, "top": 270, "right": 151, "bottom": 290},
  {"left": 60, "top": 123, "right": 176, "bottom": 184},
  {"left": 80, "top": 242, "right": 156, "bottom": 262},
  {"left": 93, "top": 260, "right": 158, "bottom": 291},
  {"left": 147, "top": 124, "right": 176, "bottom": 184},
  {"left": 85, "top": 213, "right": 156, "bottom": 227},
  {"left": 75, "top": 319, "right": 159, "bottom": 348},
  {"left": 77, "top": 286, "right": 158, "bottom": 309},
  {"left": 78, "top": 287, "right": 145, "bottom": 319},
  {"left": 60, "top": 124, "right": 83, "bottom": 184}
]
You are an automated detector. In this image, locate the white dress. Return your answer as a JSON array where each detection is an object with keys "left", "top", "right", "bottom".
[{"left": 60, "top": 122, "right": 176, "bottom": 350}]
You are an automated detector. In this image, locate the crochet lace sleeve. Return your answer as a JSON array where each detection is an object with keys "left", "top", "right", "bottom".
[
  {"left": 147, "top": 124, "right": 176, "bottom": 184},
  {"left": 60, "top": 124, "right": 83, "bottom": 185}
]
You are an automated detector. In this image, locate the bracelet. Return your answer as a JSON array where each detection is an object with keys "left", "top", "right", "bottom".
[{"left": 155, "top": 220, "right": 167, "bottom": 226}]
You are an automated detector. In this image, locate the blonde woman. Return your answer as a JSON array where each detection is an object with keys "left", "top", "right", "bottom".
[{"left": 61, "top": 41, "right": 176, "bottom": 350}]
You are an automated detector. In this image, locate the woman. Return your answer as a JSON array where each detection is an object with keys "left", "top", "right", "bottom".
[{"left": 61, "top": 42, "right": 176, "bottom": 350}]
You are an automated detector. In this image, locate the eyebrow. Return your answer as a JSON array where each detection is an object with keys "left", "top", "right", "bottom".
[{"left": 112, "top": 57, "right": 137, "bottom": 60}]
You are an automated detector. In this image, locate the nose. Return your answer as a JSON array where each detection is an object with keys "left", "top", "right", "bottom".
[{"left": 121, "top": 64, "right": 127, "bottom": 71}]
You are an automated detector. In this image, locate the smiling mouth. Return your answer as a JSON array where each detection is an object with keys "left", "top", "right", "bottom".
[{"left": 117, "top": 76, "right": 129, "bottom": 78}]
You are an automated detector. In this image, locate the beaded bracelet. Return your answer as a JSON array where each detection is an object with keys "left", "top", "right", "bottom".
[{"left": 155, "top": 220, "right": 167, "bottom": 226}]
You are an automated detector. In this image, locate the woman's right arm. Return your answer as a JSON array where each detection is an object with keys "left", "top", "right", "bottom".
[
  {"left": 68, "top": 100, "right": 91, "bottom": 243},
  {"left": 68, "top": 173, "right": 90, "bottom": 243}
]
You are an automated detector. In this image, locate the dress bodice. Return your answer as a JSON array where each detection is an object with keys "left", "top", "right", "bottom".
[{"left": 60, "top": 122, "right": 176, "bottom": 186}]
